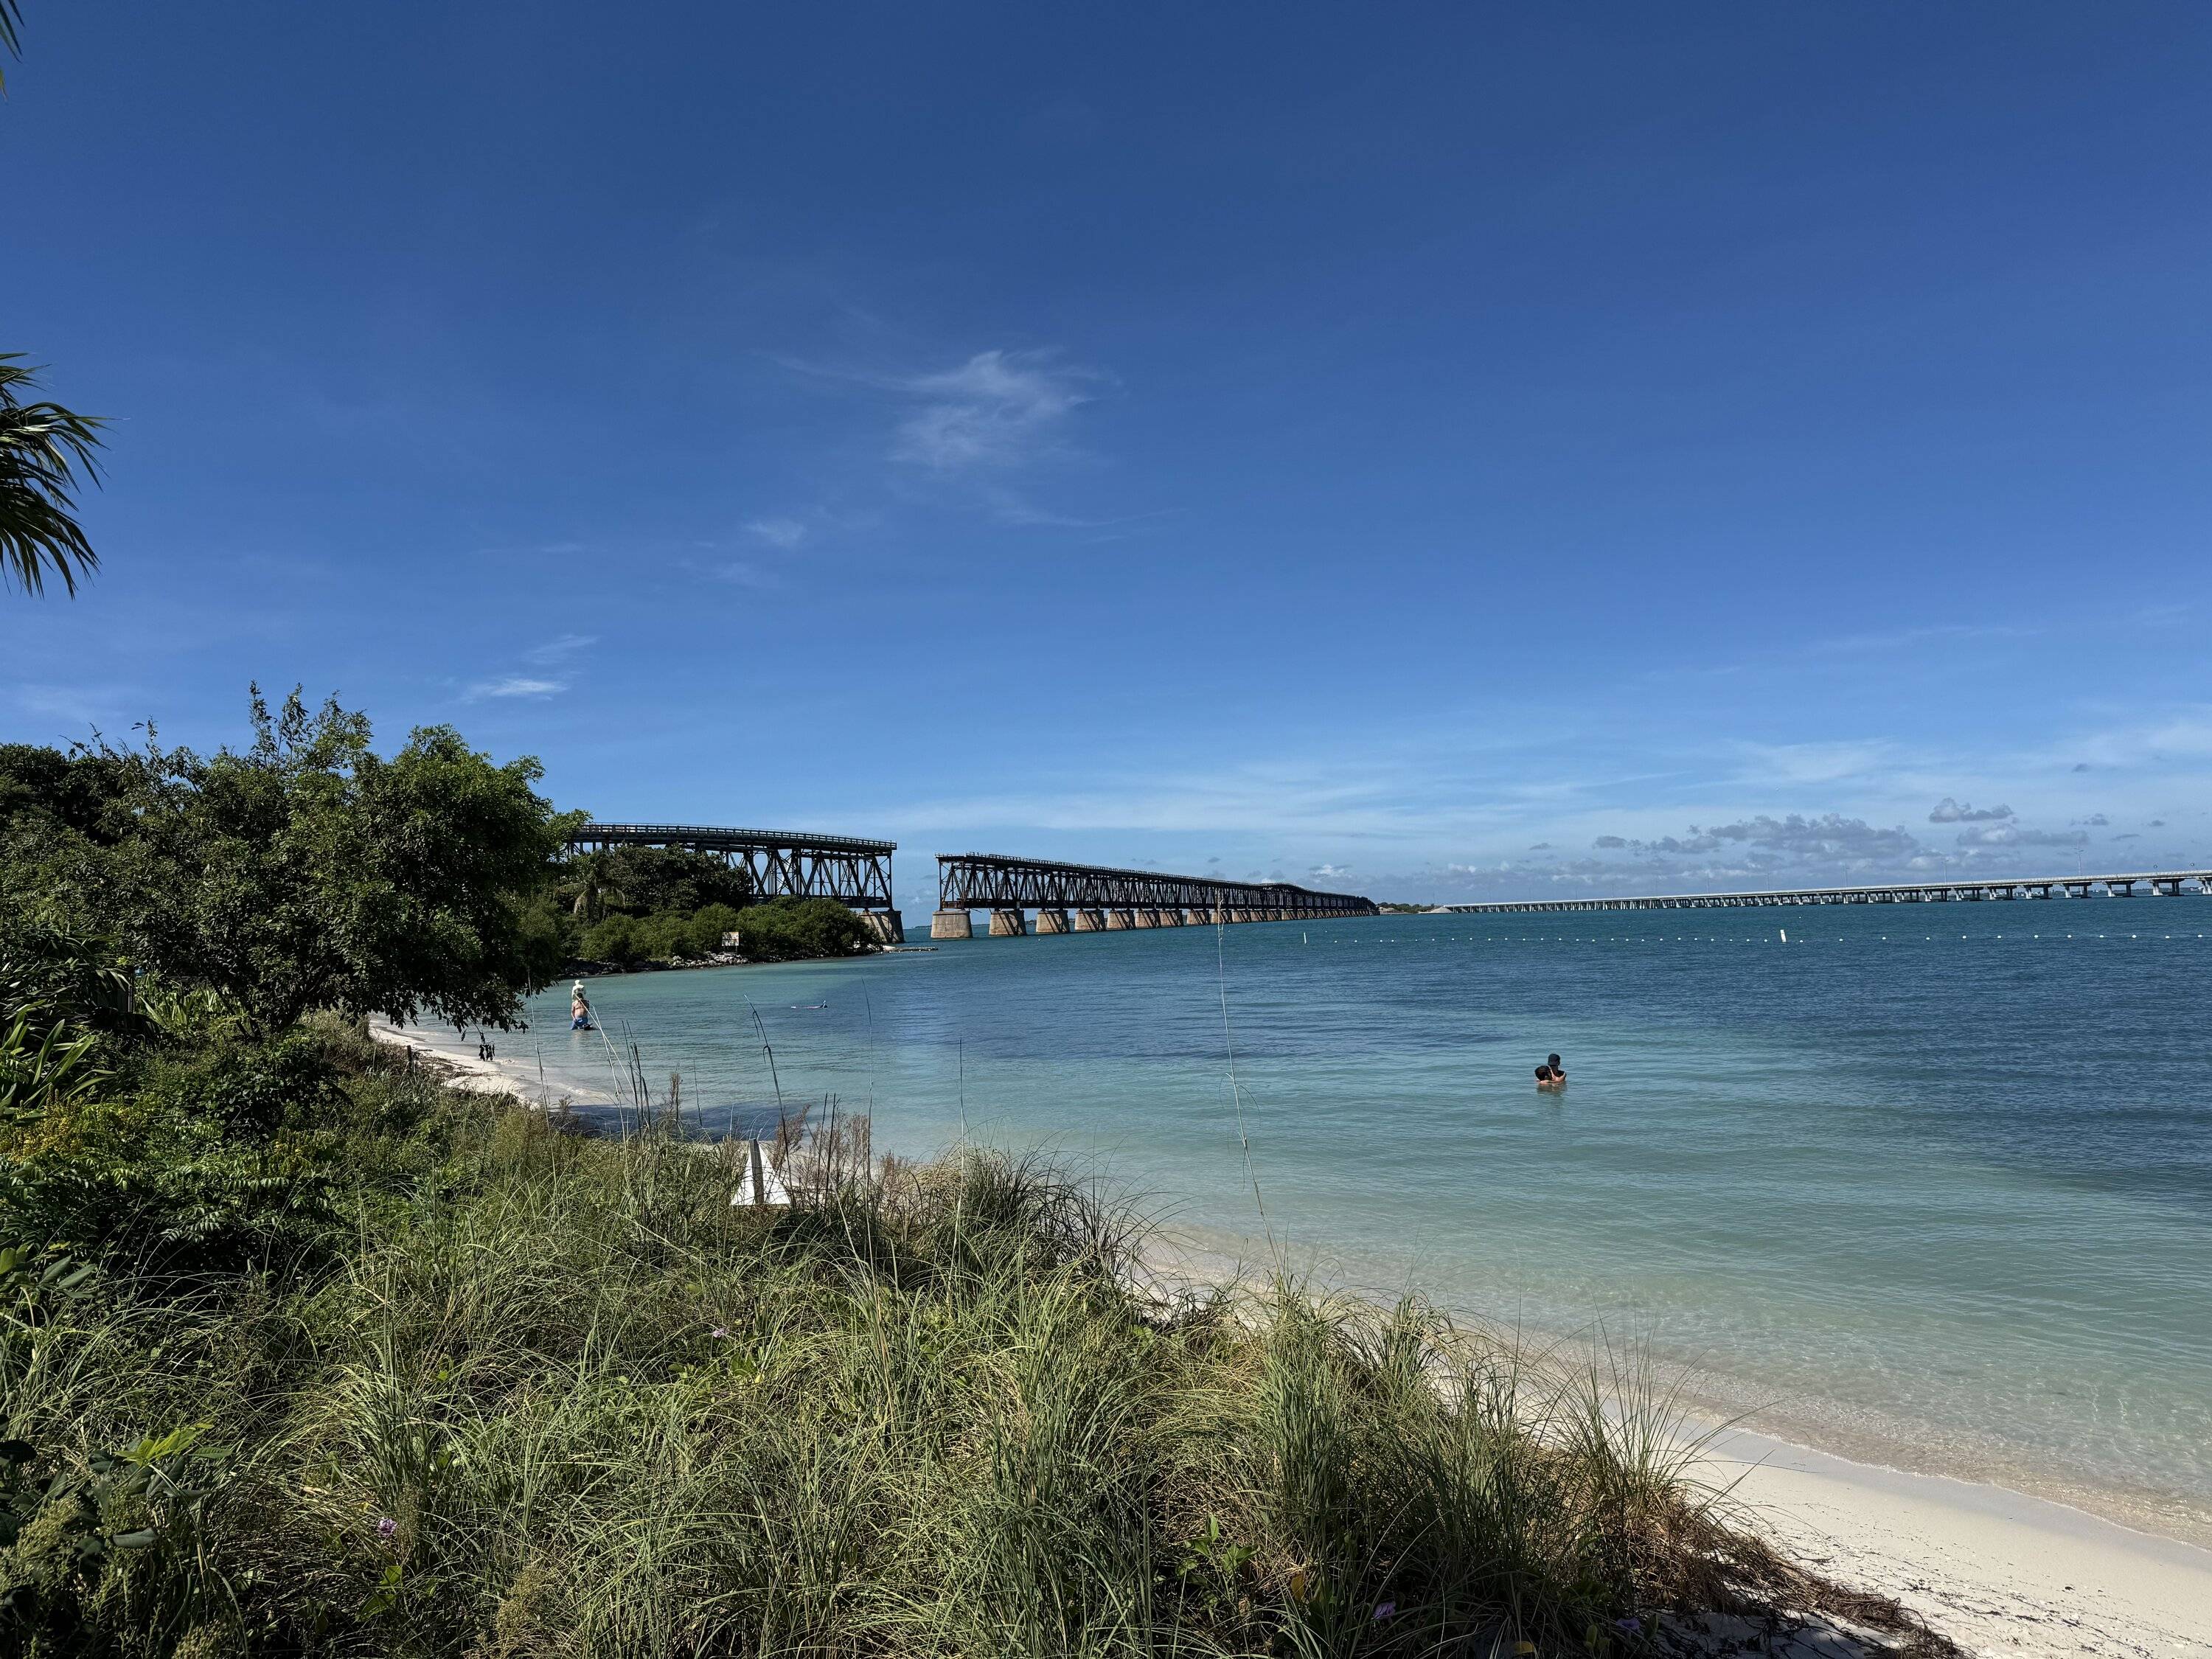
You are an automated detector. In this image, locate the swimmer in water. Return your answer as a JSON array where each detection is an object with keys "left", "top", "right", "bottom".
[{"left": 1535, "top": 1053, "right": 1565, "bottom": 1091}]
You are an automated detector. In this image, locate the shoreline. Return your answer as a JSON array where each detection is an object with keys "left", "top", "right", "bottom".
[{"left": 372, "top": 1022, "right": 2212, "bottom": 1657}]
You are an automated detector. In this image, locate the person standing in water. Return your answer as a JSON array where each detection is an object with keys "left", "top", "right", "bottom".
[
  {"left": 1535, "top": 1053, "right": 1565, "bottom": 1091},
  {"left": 570, "top": 981, "right": 593, "bottom": 1031}
]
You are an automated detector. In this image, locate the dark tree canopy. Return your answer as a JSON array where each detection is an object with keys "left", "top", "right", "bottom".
[
  {"left": 1, "top": 689, "right": 574, "bottom": 1034},
  {"left": 562, "top": 845, "right": 755, "bottom": 919}
]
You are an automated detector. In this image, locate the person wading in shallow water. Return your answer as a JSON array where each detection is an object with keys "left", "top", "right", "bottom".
[
  {"left": 570, "top": 981, "right": 594, "bottom": 1032},
  {"left": 1535, "top": 1053, "right": 1566, "bottom": 1091}
]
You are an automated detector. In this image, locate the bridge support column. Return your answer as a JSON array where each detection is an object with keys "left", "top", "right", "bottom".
[
  {"left": 1158, "top": 908, "right": 1184, "bottom": 925},
  {"left": 1183, "top": 908, "right": 1208, "bottom": 925},
  {"left": 989, "top": 908, "right": 1028, "bottom": 936},
  {"left": 1034, "top": 908, "right": 1070, "bottom": 933},
  {"left": 860, "top": 909, "right": 905, "bottom": 945},
  {"left": 1133, "top": 908, "right": 1160, "bottom": 927},
  {"left": 2108, "top": 880, "right": 2135, "bottom": 897},
  {"left": 931, "top": 909, "right": 973, "bottom": 940},
  {"left": 1105, "top": 908, "right": 1135, "bottom": 929},
  {"left": 1072, "top": 908, "right": 1106, "bottom": 931}
]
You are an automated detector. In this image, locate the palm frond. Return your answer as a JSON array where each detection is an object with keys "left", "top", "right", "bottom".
[
  {"left": 0, "top": 1, "right": 22, "bottom": 94},
  {"left": 0, "top": 353, "right": 107, "bottom": 597}
]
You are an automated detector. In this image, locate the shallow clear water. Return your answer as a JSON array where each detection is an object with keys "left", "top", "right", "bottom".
[{"left": 509, "top": 906, "right": 2212, "bottom": 1538}]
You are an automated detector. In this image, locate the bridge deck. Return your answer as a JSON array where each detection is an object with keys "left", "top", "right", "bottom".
[
  {"left": 1442, "top": 869, "right": 2212, "bottom": 914},
  {"left": 567, "top": 822, "right": 897, "bottom": 910},
  {"left": 570, "top": 822, "right": 894, "bottom": 855},
  {"left": 939, "top": 852, "right": 1377, "bottom": 917}
]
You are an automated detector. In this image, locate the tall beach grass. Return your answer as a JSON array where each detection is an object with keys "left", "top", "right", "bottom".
[{"left": 2, "top": 1031, "right": 1948, "bottom": 1656}]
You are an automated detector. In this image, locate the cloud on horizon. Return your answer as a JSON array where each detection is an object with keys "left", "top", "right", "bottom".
[{"left": 1929, "top": 797, "right": 2014, "bottom": 823}]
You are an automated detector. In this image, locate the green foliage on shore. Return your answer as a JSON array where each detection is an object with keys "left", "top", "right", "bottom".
[
  {"left": 580, "top": 897, "right": 870, "bottom": 970},
  {"left": 561, "top": 846, "right": 754, "bottom": 922},
  {"left": 0, "top": 689, "right": 573, "bottom": 1034},
  {"left": 551, "top": 842, "right": 870, "bottom": 970}
]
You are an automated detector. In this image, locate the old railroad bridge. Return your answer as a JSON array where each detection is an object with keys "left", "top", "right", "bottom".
[
  {"left": 931, "top": 852, "right": 1378, "bottom": 937},
  {"left": 566, "top": 826, "right": 1380, "bottom": 943},
  {"left": 567, "top": 822, "right": 2204, "bottom": 936},
  {"left": 1441, "top": 868, "right": 2212, "bottom": 914},
  {"left": 566, "top": 822, "right": 905, "bottom": 942}
]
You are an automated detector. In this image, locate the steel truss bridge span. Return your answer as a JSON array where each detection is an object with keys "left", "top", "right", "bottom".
[
  {"left": 935, "top": 852, "right": 1377, "bottom": 937},
  {"left": 1441, "top": 869, "right": 2212, "bottom": 914},
  {"left": 566, "top": 823, "right": 897, "bottom": 917}
]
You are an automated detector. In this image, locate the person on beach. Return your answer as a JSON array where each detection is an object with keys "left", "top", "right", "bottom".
[{"left": 570, "top": 981, "right": 593, "bottom": 1031}]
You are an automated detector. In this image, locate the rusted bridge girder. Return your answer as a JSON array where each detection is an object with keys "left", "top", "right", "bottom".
[
  {"left": 933, "top": 852, "right": 1377, "bottom": 938},
  {"left": 566, "top": 824, "right": 898, "bottom": 930}
]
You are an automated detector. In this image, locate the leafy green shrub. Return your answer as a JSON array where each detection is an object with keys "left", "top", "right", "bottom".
[
  {"left": 0, "top": 1422, "right": 239, "bottom": 1656},
  {"left": 728, "top": 897, "right": 870, "bottom": 963},
  {"left": 4, "top": 691, "right": 574, "bottom": 1037},
  {"left": 689, "top": 902, "right": 743, "bottom": 956},
  {"left": 634, "top": 911, "right": 692, "bottom": 961},
  {"left": 581, "top": 914, "right": 642, "bottom": 966},
  {"left": 1, "top": 1087, "right": 341, "bottom": 1266}
]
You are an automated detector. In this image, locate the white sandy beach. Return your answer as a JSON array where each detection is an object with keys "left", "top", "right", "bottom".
[
  {"left": 370, "top": 1020, "right": 2212, "bottom": 1658},
  {"left": 1703, "top": 1426, "right": 2211, "bottom": 1658}
]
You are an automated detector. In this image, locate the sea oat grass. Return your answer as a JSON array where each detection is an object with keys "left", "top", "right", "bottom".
[{"left": 1, "top": 1033, "right": 1952, "bottom": 1656}]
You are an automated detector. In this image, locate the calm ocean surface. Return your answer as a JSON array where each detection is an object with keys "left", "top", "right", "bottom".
[{"left": 507, "top": 907, "right": 2212, "bottom": 1539}]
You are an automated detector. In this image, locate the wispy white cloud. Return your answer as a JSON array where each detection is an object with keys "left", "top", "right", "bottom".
[
  {"left": 1806, "top": 622, "right": 2038, "bottom": 657},
  {"left": 1730, "top": 739, "right": 1896, "bottom": 787},
  {"left": 1952, "top": 823, "right": 2086, "bottom": 849},
  {"left": 890, "top": 349, "right": 1103, "bottom": 473},
  {"left": 466, "top": 676, "right": 565, "bottom": 700},
  {"left": 521, "top": 633, "right": 597, "bottom": 664},
  {"left": 715, "top": 561, "right": 779, "bottom": 591},
  {"left": 745, "top": 517, "right": 809, "bottom": 549}
]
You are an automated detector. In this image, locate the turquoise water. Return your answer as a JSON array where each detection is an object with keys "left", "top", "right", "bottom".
[{"left": 509, "top": 908, "right": 2212, "bottom": 1540}]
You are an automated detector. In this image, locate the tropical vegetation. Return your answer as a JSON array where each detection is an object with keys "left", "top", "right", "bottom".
[{"left": 0, "top": 962, "right": 1947, "bottom": 1657}]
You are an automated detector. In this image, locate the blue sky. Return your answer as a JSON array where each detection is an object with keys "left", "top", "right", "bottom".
[{"left": 6, "top": 2, "right": 2208, "bottom": 908}]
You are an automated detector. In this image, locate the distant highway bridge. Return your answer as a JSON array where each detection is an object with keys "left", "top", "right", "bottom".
[
  {"left": 566, "top": 822, "right": 903, "bottom": 940},
  {"left": 1441, "top": 868, "right": 2212, "bottom": 914},
  {"left": 933, "top": 852, "right": 1379, "bottom": 936}
]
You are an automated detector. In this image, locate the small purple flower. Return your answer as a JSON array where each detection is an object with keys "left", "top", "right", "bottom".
[
  {"left": 1373, "top": 1601, "right": 1396, "bottom": 1622},
  {"left": 375, "top": 1517, "right": 398, "bottom": 1540},
  {"left": 710, "top": 1326, "right": 729, "bottom": 1339},
  {"left": 1614, "top": 1617, "right": 1642, "bottom": 1634}
]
